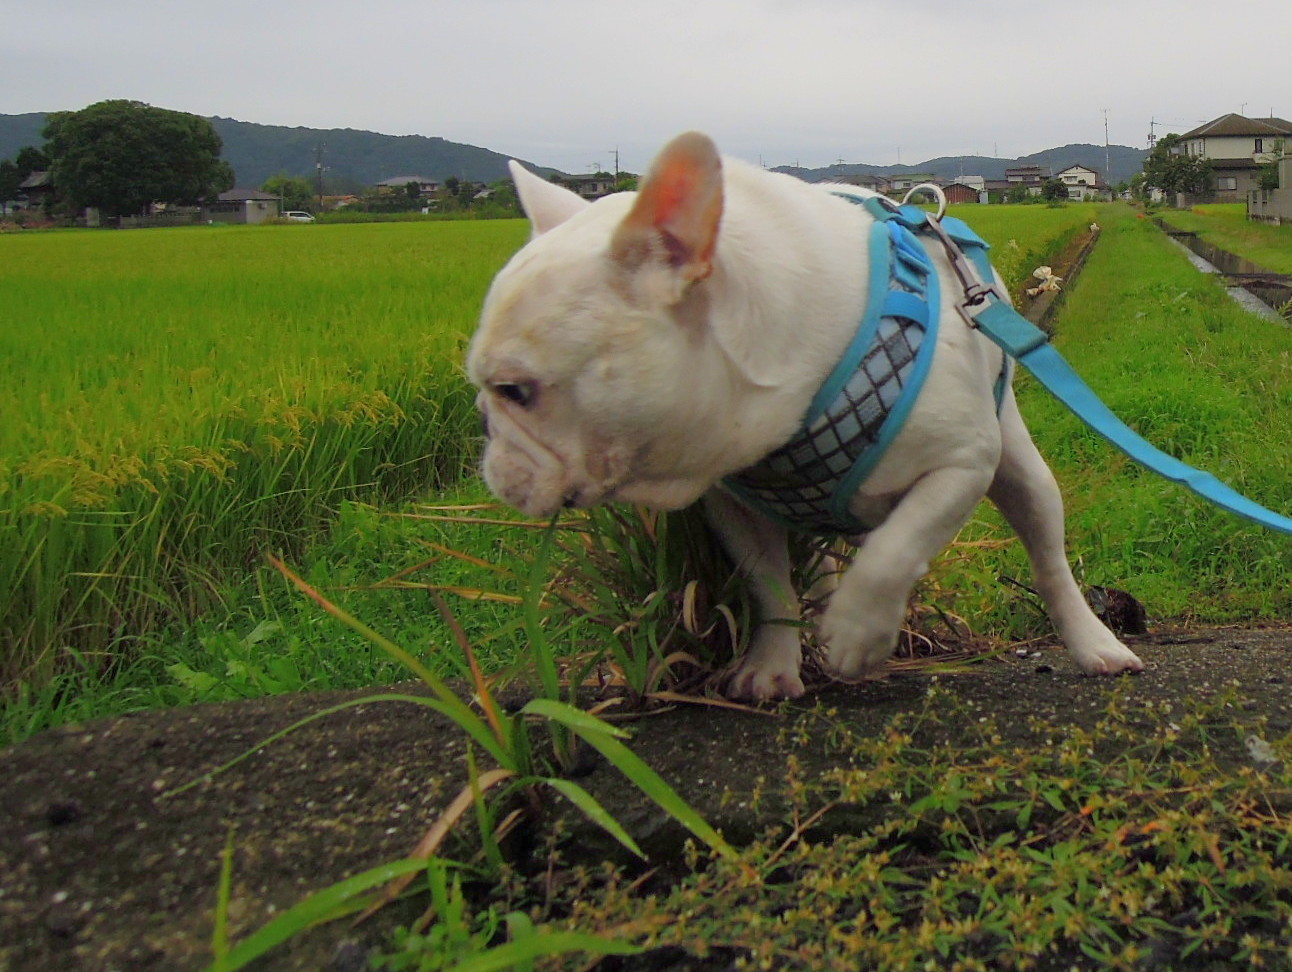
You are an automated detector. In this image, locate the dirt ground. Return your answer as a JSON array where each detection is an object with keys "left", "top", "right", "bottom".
[{"left": 2, "top": 623, "right": 1290, "bottom": 972}]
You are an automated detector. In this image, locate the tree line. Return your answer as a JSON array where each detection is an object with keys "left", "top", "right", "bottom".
[{"left": 1, "top": 99, "right": 534, "bottom": 222}]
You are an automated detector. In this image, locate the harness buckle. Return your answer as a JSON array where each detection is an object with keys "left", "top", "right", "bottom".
[{"left": 918, "top": 207, "right": 1001, "bottom": 328}]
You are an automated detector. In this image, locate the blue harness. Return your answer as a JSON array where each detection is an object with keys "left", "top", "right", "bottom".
[
  {"left": 724, "top": 195, "right": 1004, "bottom": 535},
  {"left": 728, "top": 192, "right": 1292, "bottom": 538}
]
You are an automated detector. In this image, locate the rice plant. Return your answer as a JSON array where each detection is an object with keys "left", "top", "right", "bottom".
[{"left": 0, "top": 221, "right": 528, "bottom": 689}]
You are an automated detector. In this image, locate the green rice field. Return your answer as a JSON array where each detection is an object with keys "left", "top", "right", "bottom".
[{"left": 1, "top": 220, "right": 526, "bottom": 687}]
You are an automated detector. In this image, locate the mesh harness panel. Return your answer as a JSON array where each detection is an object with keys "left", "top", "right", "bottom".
[{"left": 723, "top": 194, "right": 1005, "bottom": 536}]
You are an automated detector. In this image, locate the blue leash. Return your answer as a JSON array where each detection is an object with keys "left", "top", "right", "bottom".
[
  {"left": 877, "top": 192, "right": 1292, "bottom": 536},
  {"left": 970, "top": 299, "right": 1292, "bottom": 535}
]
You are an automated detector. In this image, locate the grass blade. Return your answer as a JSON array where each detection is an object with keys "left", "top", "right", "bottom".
[
  {"left": 444, "top": 930, "right": 641, "bottom": 972},
  {"left": 268, "top": 557, "right": 515, "bottom": 768},
  {"left": 543, "top": 778, "right": 645, "bottom": 859},
  {"left": 206, "top": 857, "right": 432, "bottom": 971},
  {"left": 521, "top": 698, "right": 745, "bottom": 870}
]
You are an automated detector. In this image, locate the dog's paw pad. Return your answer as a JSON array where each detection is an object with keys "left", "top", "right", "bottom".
[{"left": 726, "top": 665, "right": 805, "bottom": 701}]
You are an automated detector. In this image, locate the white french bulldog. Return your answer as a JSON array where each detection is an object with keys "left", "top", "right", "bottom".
[{"left": 467, "top": 131, "right": 1144, "bottom": 700}]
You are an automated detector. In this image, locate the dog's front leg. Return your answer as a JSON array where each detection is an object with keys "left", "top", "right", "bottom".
[
  {"left": 702, "top": 490, "right": 805, "bottom": 700},
  {"left": 820, "top": 464, "right": 995, "bottom": 680}
]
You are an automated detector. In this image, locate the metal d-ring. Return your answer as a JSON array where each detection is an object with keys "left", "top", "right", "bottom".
[{"left": 901, "top": 183, "right": 948, "bottom": 221}]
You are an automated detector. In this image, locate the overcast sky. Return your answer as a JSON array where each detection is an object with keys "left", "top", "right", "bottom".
[{"left": 3, "top": 0, "right": 1289, "bottom": 174}]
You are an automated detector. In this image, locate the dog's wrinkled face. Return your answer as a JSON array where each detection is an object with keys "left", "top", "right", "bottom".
[{"left": 468, "top": 135, "right": 727, "bottom": 517}]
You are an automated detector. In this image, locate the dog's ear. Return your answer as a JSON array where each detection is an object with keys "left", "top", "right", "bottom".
[
  {"left": 509, "top": 160, "right": 590, "bottom": 238},
  {"left": 610, "top": 132, "right": 723, "bottom": 294}
]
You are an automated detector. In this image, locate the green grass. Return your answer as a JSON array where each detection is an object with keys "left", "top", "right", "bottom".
[
  {"left": 1, "top": 204, "right": 1098, "bottom": 741},
  {"left": 0, "top": 220, "right": 528, "bottom": 688},
  {"left": 1151, "top": 202, "right": 1292, "bottom": 274}
]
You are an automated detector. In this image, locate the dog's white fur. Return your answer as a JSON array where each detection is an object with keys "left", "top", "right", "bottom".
[{"left": 467, "top": 132, "right": 1144, "bottom": 699}]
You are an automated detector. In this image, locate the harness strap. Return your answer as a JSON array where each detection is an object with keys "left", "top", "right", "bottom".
[
  {"left": 863, "top": 196, "right": 1013, "bottom": 410},
  {"left": 723, "top": 204, "right": 941, "bottom": 535}
]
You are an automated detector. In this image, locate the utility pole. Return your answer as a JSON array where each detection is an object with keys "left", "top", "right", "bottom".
[
  {"left": 608, "top": 147, "right": 619, "bottom": 181},
  {"left": 314, "top": 143, "right": 326, "bottom": 212},
  {"left": 1102, "top": 108, "right": 1111, "bottom": 185}
]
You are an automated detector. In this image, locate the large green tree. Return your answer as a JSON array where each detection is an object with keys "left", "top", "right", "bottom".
[
  {"left": 1141, "top": 133, "right": 1212, "bottom": 197},
  {"left": 261, "top": 172, "right": 315, "bottom": 212},
  {"left": 43, "top": 100, "right": 234, "bottom": 216}
]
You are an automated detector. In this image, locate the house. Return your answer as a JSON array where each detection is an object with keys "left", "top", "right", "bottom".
[
  {"left": 202, "top": 189, "right": 281, "bottom": 224},
  {"left": 831, "top": 173, "right": 892, "bottom": 194},
  {"left": 374, "top": 176, "right": 442, "bottom": 197},
  {"left": 1054, "top": 163, "right": 1111, "bottom": 201},
  {"left": 16, "top": 170, "right": 55, "bottom": 210},
  {"left": 886, "top": 173, "right": 936, "bottom": 192},
  {"left": 983, "top": 178, "right": 1014, "bottom": 200},
  {"left": 1173, "top": 113, "right": 1292, "bottom": 201},
  {"left": 557, "top": 174, "right": 617, "bottom": 199},
  {"left": 1005, "top": 165, "right": 1050, "bottom": 196},
  {"left": 943, "top": 181, "right": 984, "bottom": 205}
]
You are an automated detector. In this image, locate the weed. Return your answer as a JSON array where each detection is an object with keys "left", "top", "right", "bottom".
[{"left": 538, "top": 685, "right": 1292, "bottom": 970}]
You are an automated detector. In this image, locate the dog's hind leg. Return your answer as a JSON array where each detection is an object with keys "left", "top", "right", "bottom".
[
  {"left": 987, "top": 390, "right": 1145, "bottom": 675},
  {"left": 703, "top": 490, "right": 806, "bottom": 700}
]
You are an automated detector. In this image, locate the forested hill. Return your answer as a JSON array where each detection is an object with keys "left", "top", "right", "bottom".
[
  {"left": 778, "top": 143, "right": 1148, "bottom": 188},
  {"left": 2, "top": 110, "right": 1147, "bottom": 189},
  {"left": 206, "top": 117, "right": 560, "bottom": 187},
  {"left": 0, "top": 112, "right": 556, "bottom": 189}
]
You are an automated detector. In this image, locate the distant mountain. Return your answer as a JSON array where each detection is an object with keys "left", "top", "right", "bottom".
[
  {"left": 0, "top": 112, "right": 557, "bottom": 189},
  {"left": 206, "top": 116, "right": 560, "bottom": 187},
  {"left": 777, "top": 143, "right": 1149, "bottom": 188},
  {"left": 1, "top": 110, "right": 1147, "bottom": 190},
  {"left": 0, "top": 112, "right": 48, "bottom": 158}
]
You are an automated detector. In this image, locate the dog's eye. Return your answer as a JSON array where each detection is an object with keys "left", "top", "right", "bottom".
[{"left": 494, "top": 382, "right": 536, "bottom": 408}]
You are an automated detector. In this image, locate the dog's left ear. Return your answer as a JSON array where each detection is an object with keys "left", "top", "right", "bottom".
[
  {"left": 610, "top": 132, "right": 723, "bottom": 295},
  {"left": 509, "top": 160, "right": 590, "bottom": 238}
]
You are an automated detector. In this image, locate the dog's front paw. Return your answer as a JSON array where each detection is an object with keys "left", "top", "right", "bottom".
[
  {"left": 726, "top": 627, "right": 805, "bottom": 701},
  {"left": 817, "top": 600, "right": 900, "bottom": 682},
  {"left": 1069, "top": 633, "right": 1145, "bottom": 676}
]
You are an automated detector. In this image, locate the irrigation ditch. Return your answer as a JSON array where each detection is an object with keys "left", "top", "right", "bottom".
[{"left": 1155, "top": 217, "right": 1292, "bottom": 325}]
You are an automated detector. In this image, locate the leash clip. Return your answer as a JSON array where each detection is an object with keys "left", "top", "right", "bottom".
[{"left": 917, "top": 205, "right": 1001, "bottom": 328}]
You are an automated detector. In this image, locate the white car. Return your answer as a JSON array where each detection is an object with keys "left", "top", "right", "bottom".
[{"left": 281, "top": 211, "right": 315, "bottom": 222}]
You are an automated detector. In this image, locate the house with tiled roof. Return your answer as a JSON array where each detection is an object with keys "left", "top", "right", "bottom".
[
  {"left": 374, "top": 176, "right": 441, "bottom": 196},
  {"left": 1054, "top": 163, "right": 1111, "bottom": 201},
  {"left": 1004, "top": 164, "right": 1050, "bottom": 197},
  {"left": 1173, "top": 113, "right": 1292, "bottom": 201}
]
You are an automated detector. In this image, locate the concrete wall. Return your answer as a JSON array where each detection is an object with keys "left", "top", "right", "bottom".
[{"left": 1248, "top": 157, "right": 1292, "bottom": 225}]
